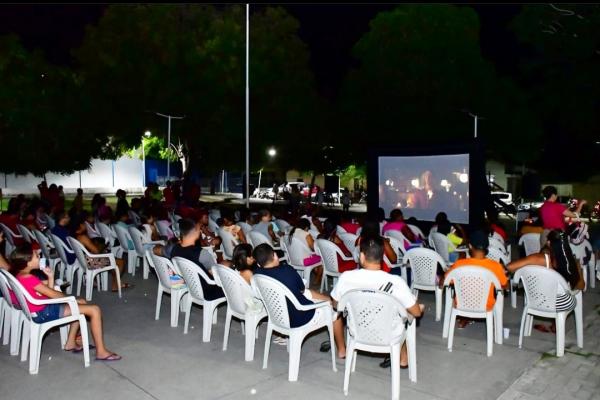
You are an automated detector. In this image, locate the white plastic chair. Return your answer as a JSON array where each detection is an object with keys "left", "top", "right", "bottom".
[
  {"left": 155, "top": 220, "right": 176, "bottom": 241},
  {"left": 236, "top": 221, "right": 253, "bottom": 236},
  {"left": 128, "top": 226, "right": 164, "bottom": 279},
  {"left": 338, "top": 289, "right": 416, "bottom": 400},
  {"left": 85, "top": 221, "right": 101, "bottom": 239},
  {"left": 50, "top": 234, "right": 82, "bottom": 295},
  {"left": 0, "top": 269, "right": 90, "bottom": 374},
  {"left": 283, "top": 236, "right": 321, "bottom": 282},
  {"left": 570, "top": 241, "right": 593, "bottom": 290},
  {"left": 217, "top": 228, "right": 238, "bottom": 261},
  {"left": 113, "top": 224, "right": 138, "bottom": 276},
  {"left": 212, "top": 265, "right": 267, "bottom": 361},
  {"left": 173, "top": 257, "right": 226, "bottom": 341},
  {"left": 430, "top": 232, "right": 467, "bottom": 267},
  {"left": 33, "top": 229, "right": 61, "bottom": 275},
  {"left": 442, "top": 266, "right": 503, "bottom": 356},
  {"left": 67, "top": 237, "right": 121, "bottom": 301},
  {"left": 403, "top": 248, "right": 445, "bottom": 321},
  {"left": 384, "top": 236, "right": 408, "bottom": 281},
  {"left": 0, "top": 223, "right": 22, "bottom": 258},
  {"left": 147, "top": 252, "right": 189, "bottom": 328},
  {"left": 16, "top": 224, "right": 36, "bottom": 245},
  {"left": 128, "top": 210, "right": 141, "bottom": 226},
  {"left": 514, "top": 266, "right": 583, "bottom": 357},
  {"left": 486, "top": 246, "right": 518, "bottom": 311},
  {"left": 251, "top": 274, "right": 337, "bottom": 382},
  {"left": 407, "top": 224, "right": 425, "bottom": 241},
  {"left": 96, "top": 222, "right": 121, "bottom": 258},
  {"left": 316, "top": 239, "right": 356, "bottom": 292},
  {"left": 519, "top": 233, "right": 541, "bottom": 256},
  {"left": 491, "top": 231, "right": 504, "bottom": 245},
  {"left": 0, "top": 269, "right": 23, "bottom": 352},
  {"left": 275, "top": 219, "right": 292, "bottom": 234},
  {"left": 338, "top": 232, "right": 358, "bottom": 255},
  {"left": 385, "top": 230, "right": 412, "bottom": 250}
]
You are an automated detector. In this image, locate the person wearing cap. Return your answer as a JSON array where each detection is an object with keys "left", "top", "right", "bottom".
[{"left": 441, "top": 230, "right": 508, "bottom": 329}]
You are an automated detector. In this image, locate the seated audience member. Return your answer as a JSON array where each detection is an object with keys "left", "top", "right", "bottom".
[
  {"left": 221, "top": 208, "right": 247, "bottom": 245},
  {"left": 382, "top": 208, "right": 417, "bottom": 248},
  {"left": 357, "top": 220, "right": 396, "bottom": 274},
  {"left": 436, "top": 219, "right": 466, "bottom": 263},
  {"left": 442, "top": 230, "right": 508, "bottom": 329},
  {"left": 231, "top": 243, "right": 255, "bottom": 284},
  {"left": 253, "top": 243, "right": 335, "bottom": 346},
  {"left": 508, "top": 230, "right": 584, "bottom": 333},
  {"left": 70, "top": 216, "right": 131, "bottom": 292},
  {"left": 73, "top": 188, "right": 84, "bottom": 213},
  {"left": 198, "top": 209, "right": 222, "bottom": 249},
  {"left": 254, "top": 209, "right": 282, "bottom": 244},
  {"left": 51, "top": 210, "right": 77, "bottom": 266},
  {"left": 9, "top": 244, "right": 121, "bottom": 360},
  {"left": 318, "top": 219, "right": 357, "bottom": 273},
  {"left": 288, "top": 218, "right": 323, "bottom": 284},
  {"left": 114, "top": 210, "right": 135, "bottom": 251},
  {"left": 330, "top": 236, "right": 424, "bottom": 367},
  {"left": 115, "top": 189, "right": 130, "bottom": 217},
  {"left": 339, "top": 214, "right": 360, "bottom": 235},
  {"left": 170, "top": 218, "right": 225, "bottom": 300}
]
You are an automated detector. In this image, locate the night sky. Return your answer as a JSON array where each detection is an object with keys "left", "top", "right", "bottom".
[{"left": 0, "top": 4, "right": 525, "bottom": 99}]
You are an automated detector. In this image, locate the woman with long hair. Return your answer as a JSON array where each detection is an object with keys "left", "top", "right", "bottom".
[
  {"left": 317, "top": 219, "right": 356, "bottom": 273},
  {"left": 231, "top": 243, "right": 256, "bottom": 284},
  {"left": 508, "top": 229, "right": 584, "bottom": 333}
]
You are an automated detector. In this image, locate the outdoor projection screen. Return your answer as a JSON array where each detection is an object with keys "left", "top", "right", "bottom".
[{"left": 378, "top": 154, "right": 470, "bottom": 223}]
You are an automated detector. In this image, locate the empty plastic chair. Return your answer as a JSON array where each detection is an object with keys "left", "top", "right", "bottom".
[
  {"left": 519, "top": 233, "right": 541, "bottom": 256},
  {"left": 148, "top": 252, "right": 189, "bottom": 328},
  {"left": 403, "top": 248, "right": 446, "bottom": 321}
]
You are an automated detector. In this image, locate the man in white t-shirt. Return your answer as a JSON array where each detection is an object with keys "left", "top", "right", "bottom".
[{"left": 330, "top": 236, "right": 424, "bottom": 368}]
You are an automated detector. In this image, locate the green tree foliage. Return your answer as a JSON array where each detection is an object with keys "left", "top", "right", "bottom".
[
  {"left": 339, "top": 5, "right": 542, "bottom": 164},
  {"left": 0, "top": 35, "right": 94, "bottom": 175},
  {"left": 74, "top": 5, "right": 326, "bottom": 176}
]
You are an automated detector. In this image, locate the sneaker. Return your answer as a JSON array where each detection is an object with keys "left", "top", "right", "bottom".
[{"left": 379, "top": 356, "right": 391, "bottom": 368}]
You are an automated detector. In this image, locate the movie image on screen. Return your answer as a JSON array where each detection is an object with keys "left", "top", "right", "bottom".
[{"left": 378, "top": 154, "right": 470, "bottom": 223}]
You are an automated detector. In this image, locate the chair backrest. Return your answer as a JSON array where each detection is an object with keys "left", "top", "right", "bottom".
[
  {"left": 338, "top": 233, "right": 358, "bottom": 254},
  {"left": 488, "top": 237, "right": 507, "bottom": 255},
  {"left": 514, "top": 266, "right": 569, "bottom": 313},
  {"left": 128, "top": 210, "right": 141, "bottom": 226},
  {"left": 218, "top": 228, "right": 237, "bottom": 259},
  {"left": 33, "top": 229, "right": 54, "bottom": 260},
  {"left": 207, "top": 218, "right": 220, "bottom": 234},
  {"left": 85, "top": 221, "right": 100, "bottom": 239},
  {"left": 286, "top": 236, "right": 313, "bottom": 267},
  {"left": 128, "top": 225, "right": 147, "bottom": 256},
  {"left": 66, "top": 237, "right": 93, "bottom": 271},
  {"left": 385, "top": 229, "right": 410, "bottom": 249},
  {"left": 431, "top": 232, "right": 451, "bottom": 263},
  {"left": 385, "top": 235, "right": 406, "bottom": 261},
  {"left": 251, "top": 274, "right": 292, "bottom": 329},
  {"left": 338, "top": 289, "right": 408, "bottom": 347},
  {"left": 336, "top": 225, "right": 347, "bottom": 234},
  {"left": 1, "top": 269, "right": 36, "bottom": 322},
  {"left": 155, "top": 220, "right": 175, "bottom": 240},
  {"left": 407, "top": 224, "right": 425, "bottom": 241},
  {"left": 113, "top": 224, "right": 133, "bottom": 251},
  {"left": 0, "top": 270, "right": 16, "bottom": 310},
  {"left": 445, "top": 266, "right": 501, "bottom": 313},
  {"left": 150, "top": 253, "right": 181, "bottom": 290},
  {"left": 209, "top": 209, "right": 221, "bottom": 222},
  {"left": 316, "top": 239, "right": 344, "bottom": 274},
  {"left": 275, "top": 219, "right": 292, "bottom": 233},
  {"left": 491, "top": 231, "right": 504, "bottom": 244},
  {"left": 248, "top": 231, "right": 272, "bottom": 248},
  {"left": 96, "top": 222, "right": 116, "bottom": 246},
  {"left": 519, "top": 233, "right": 541, "bottom": 256},
  {"left": 236, "top": 221, "right": 253, "bottom": 235},
  {"left": 16, "top": 224, "right": 35, "bottom": 244},
  {"left": 213, "top": 265, "right": 255, "bottom": 315},
  {"left": 173, "top": 257, "right": 215, "bottom": 302},
  {"left": 0, "top": 223, "right": 19, "bottom": 245},
  {"left": 403, "top": 247, "right": 446, "bottom": 287},
  {"left": 569, "top": 243, "right": 586, "bottom": 263},
  {"left": 486, "top": 246, "right": 509, "bottom": 266},
  {"left": 51, "top": 234, "right": 75, "bottom": 267},
  {"left": 43, "top": 213, "right": 56, "bottom": 230}
]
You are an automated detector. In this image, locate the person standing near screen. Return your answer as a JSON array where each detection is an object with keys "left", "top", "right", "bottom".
[{"left": 539, "top": 186, "right": 586, "bottom": 246}]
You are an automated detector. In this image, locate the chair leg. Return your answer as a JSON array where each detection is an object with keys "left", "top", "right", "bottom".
[
  {"left": 442, "top": 289, "right": 452, "bottom": 338},
  {"left": 28, "top": 324, "right": 41, "bottom": 374},
  {"left": 223, "top": 309, "right": 232, "bottom": 352},
  {"left": 20, "top": 321, "right": 30, "bottom": 362},
  {"left": 142, "top": 256, "right": 149, "bottom": 280},
  {"left": 486, "top": 313, "right": 494, "bottom": 357},
  {"left": 518, "top": 309, "right": 528, "bottom": 349},
  {"left": 2, "top": 308, "right": 10, "bottom": 345},
  {"left": 155, "top": 286, "right": 163, "bottom": 320},
  {"left": 10, "top": 312, "right": 22, "bottom": 356},
  {"left": 434, "top": 287, "right": 442, "bottom": 322},
  {"left": 390, "top": 343, "right": 401, "bottom": 400},
  {"left": 556, "top": 313, "right": 566, "bottom": 357},
  {"left": 288, "top": 333, "right": 302, "bottom": 382},
  {"left": 343, "top": 340, "right": 355, "bottom": 396},
  {"left": 244, "top": 314, "right": 259, "bottom": 362},
  {"left": 407, "top": 323, "right": 417, "bottom": 383},
  {"left": 85, "top": 271, "right": 93, "bottom": 301},
  {"left": 79, "top": 317, "right": 90, "bottom": 368},
  {"left": 176, "top": 292, "right": 187, "bottom": 330},
  {"left": 59, "top": 326, "right": 68, "bottom": 349},
  {"left": 263, "top": 326, "right": 273, "bottom": 369},
  {"left": 526, "top": 315, "right": 534, "bottom": 336},
  {"left": 494, "top": 294, "right": 504, "bottom": 345},
  {"left": 574, "top": 292, "right": 583, "bottom": 349},
  {"left": 202, "top": 303, "right": 215, "bottom": 342},
  {"left": 327, "top": 318, "right": 337, "bottom": 372},
  {"left": 447, "top": 310, "right": 456, "bottom": 352},
  {"left": 510, "top": 280, "right": 517, "bottom": 309},
  {"left": 114, "top": 266, "right": 122, "bottom": 298}
]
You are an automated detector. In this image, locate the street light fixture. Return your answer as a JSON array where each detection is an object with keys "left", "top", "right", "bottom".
[{"left": 267, "top": 147, "right": 276, "bottom": 157}]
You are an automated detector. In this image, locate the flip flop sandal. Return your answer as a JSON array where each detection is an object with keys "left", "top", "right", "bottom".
[
  {"left": 96, "top": 353, "right": 122, "bottom": 361},
  {"left": 64, "top": 346, "right": 84, "bottom": 353},
  {"left": 319, "top": 341, "right": 331, "bottom": 352},
  {"left": 72, "top": 344, "right": 96, "bottom": 353},
  {"left": 112, "top": 283, "right": 134, "bottom": 292}
]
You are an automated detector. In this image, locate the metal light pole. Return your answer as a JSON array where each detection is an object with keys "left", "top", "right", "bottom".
[
  {"left": 245, "top": 3, "right": 250, "bottom": 208},
  {"left": 155, "top": 112, "right": 185, "bottom": 182},
  {"left": 142, "top": 131, "right": 151, "bottom": 187}
]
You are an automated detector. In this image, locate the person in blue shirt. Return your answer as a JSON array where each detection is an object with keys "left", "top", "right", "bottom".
[{"left": 51, "top": 210, "right": 76, "bottom": 265}]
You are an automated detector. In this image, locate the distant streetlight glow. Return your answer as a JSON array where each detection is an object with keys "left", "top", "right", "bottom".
[
  {"left": 267, "top": 148, "right": 276, "bottom": 157},
  {"left": 144, "top": 130, "right": 152, "bottom": 137}
]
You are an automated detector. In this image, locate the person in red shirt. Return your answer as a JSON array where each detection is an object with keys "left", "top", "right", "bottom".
[
  {"left": 318, "top": 219, "right": 357, "bottom": 273},
  {"left": 163, "top": 181, "right": 176, "bottom": 208},
  {"left": 539, "top": 186, "right": 586, "bottom": 246}
]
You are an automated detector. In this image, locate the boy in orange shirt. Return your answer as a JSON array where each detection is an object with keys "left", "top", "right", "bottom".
[{"left": 441, "top": 230, "right": 508, "bottom": 328}]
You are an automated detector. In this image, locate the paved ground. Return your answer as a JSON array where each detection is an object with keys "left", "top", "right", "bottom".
[{"left": 2, "top": 262, "right": 598, "bottom": 400}]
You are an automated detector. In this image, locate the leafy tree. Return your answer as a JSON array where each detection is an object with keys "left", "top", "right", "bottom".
[{"left": 339, "top": 5, "right": 542, "bottom": 165}]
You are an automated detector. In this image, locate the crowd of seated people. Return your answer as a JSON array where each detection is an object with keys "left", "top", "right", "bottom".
[{"left": 0, "top": 181, "right": 594, "bottom": 375}]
